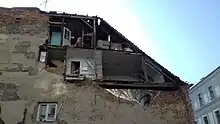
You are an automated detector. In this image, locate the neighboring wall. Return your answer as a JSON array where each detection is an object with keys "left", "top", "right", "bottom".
[
  {"left": 0, "top": 7, "right": 194, "bottom": 124},
  {"left": 189, "top": 66, "right": 220, "bottom": 122}
]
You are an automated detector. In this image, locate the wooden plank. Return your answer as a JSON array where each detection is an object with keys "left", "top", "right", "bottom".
[
  {"left": 97, "top": 82, "right": 179, "bottom": 91},
  {"left": 142, "top": 56, "right": 148, "bottom": 82},
  {"left": 80, "top": 18, "right": 93, "bottom": 29}
]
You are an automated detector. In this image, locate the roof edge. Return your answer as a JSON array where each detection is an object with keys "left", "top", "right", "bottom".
[{"left": 189, "top": 66, "right": 220, "bottom": 92}]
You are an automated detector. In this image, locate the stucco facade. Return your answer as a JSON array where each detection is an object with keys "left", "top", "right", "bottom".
[
  {"left": 189, "top": 66, "right": 220, "bottom": 124},
  {"left": 0, "top": 7, "right": 194, "bottom": 124}
]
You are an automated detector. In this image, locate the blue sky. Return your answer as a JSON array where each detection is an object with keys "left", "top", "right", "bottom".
[
  {"left": 1, "top": 0, "right": 219, "bottom": 84},
  {"left": 131, "top": 0, "right": 220, "bottom": 84}
]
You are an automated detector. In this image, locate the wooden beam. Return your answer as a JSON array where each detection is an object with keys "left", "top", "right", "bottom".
[
  {"left": 60, "top": 17, "right": 64, "bottom": 46},
  {"left": 48, "top": 14, "right": 96, "bottom": 20},
  {"left": 142, "top": 56, "right": 148, "bottom": 82},
  {"left": 93, "top": 18, "right": 96, "bottom": 48},
  {"left": 97, "top": 82, "right": 179, "bottom": 91},
  {"left": 49, "top": 21, "right": 67, "bottom": 25},
  {"left": 80, "top": 18, "right": 93, "bottom": 29}
]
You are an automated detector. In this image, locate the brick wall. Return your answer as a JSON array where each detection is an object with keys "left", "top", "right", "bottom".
[{"left": 0, "top": 7, "right": 48, "bottom": 76}]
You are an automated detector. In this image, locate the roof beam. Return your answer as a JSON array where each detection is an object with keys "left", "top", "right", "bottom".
[
  {"left": 97, "top": 82, "right": 179, "bottom": 91},
  {"left": 80, "top": 18, "right": 93, "bottom": 29}
]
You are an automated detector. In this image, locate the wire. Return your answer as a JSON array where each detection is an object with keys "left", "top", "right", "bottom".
[{"left": 40, "top": 0, "right": 51, "bottom": 10}]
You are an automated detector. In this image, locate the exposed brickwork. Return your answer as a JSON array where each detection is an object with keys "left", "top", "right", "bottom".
[
  {"left": 149, "top": 86, "right": 194, "bottom": 124},
  {"left": 0, "top": 7, "right": 48, "bottom": 34},
  {"left": 0, "top": 7, "right": 49, "bottom": 76}
]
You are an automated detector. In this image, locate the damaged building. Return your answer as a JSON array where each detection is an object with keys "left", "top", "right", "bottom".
[{"left": 0, "top": 7, "right": 194, "bottom": 124}]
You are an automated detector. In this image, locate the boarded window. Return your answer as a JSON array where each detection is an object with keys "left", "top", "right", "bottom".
[{"left": 37, "top": 103, "right": 58, "bottom": 122}]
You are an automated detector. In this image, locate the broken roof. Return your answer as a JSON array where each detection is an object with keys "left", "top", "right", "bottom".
[{"left": 2, "top": 7, "right": 188, "bottom": 86}]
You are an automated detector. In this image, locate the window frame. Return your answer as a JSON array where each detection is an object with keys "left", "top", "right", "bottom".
[
  {"left": 208, "top": 86, "right": 216, "bottom": 100},
  {"left": 202, "top": 114, "right": 210, "bottom": 124},
  {"left": 36, "top": 103, "right": 58, "bottom": 122},
  {"left": 198, "top": 93, "right": 204, "bottom": 107},
  {"left": 70, "top": 61, "right": 81, "bottom": 74},
  {"left": 214, "top": 108, "right": 220, "bottom": 124},
  {"left": 39, "top": 51, "right": 47, "bottom": 63},
  {"left": 63, "top": 27, "right": 71, "bottom": 40}
]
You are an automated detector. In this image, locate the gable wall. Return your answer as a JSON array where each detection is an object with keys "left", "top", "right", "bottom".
[{"left": 0, "top": 7, "right": 194, "bottom": 124}]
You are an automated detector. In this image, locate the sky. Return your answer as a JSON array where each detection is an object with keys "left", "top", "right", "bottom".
[{"left": 0, "top": 0, "right": 219, "bottom": 84}]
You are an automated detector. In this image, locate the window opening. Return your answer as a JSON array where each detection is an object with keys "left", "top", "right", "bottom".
[
  {"left": 203, "top": 115, "right": 209, "bottom": 124},
  {"left": 209, "top": 86, "right": 215, "bottom": 100},
  {"left": 215, "top": 110, "right": 220, "bottom": 124},
  {"left": 71, "top": 61, "right": 80, "bottom": 74},
  {"left": 198, "top": 93, "right": 203, "bottom": 106}
]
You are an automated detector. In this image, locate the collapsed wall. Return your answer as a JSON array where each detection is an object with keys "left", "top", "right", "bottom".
[{"left": 0, "top": 7, "right": 194, "bottom": 124}]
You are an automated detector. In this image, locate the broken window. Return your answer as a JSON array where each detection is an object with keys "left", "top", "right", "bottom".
[
  {"left": 37, "top": 103, "right": 58, "bottom": 122},
  {"left": 39, "top": 51, "right": 47, "bottom": 63},
  {"left": 71, "top": 61, "right": 80, "bottom": 74}
]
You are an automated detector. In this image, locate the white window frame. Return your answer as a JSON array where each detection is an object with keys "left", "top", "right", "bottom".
[
  {"left": 36, "top": 103, "right": 58, "bottom": 122},
  {"left": 202, "top": 114, "right": 210, "bottom": 124},
  {"left": 213, "top": 108, "right": 220, "bottom": 124},
  {"left": 39, "top": 51, "right": 47, "bottom": 63},
  {"left": 63, "top": 27, "right": 71, "bottom": 40}
]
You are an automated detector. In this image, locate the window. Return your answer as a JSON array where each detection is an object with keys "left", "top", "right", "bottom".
[
  {"left": 203, "top": 115, "right": 209, "bottom": 124},
  {"left": 39, "top": 51, "right": 46, "bottom": 63},
  {"left": 71, "top": 61, "right": 80, "bottom": 74},
  {"left": 64, "top": 30, "right": 70, "bottom": 39},
  {"left": 214, "top": 109, "right": 220, "bottom": 124},
  {"left": 37, "top": 103, "right": 58, "bottom": 122},
  {"left": 64, "top": 27, "right": 71, "bottom": 40},
  {"left": 208, "top": 86, "right": 215, "bottom": 100},
  {"left": 198, "top": 93, "right": 204, "bottom": 106}
]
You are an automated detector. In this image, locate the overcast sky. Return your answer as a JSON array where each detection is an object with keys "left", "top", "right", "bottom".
[{"left": 1, "top": 0, "right": 220, "bottom": 84}]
